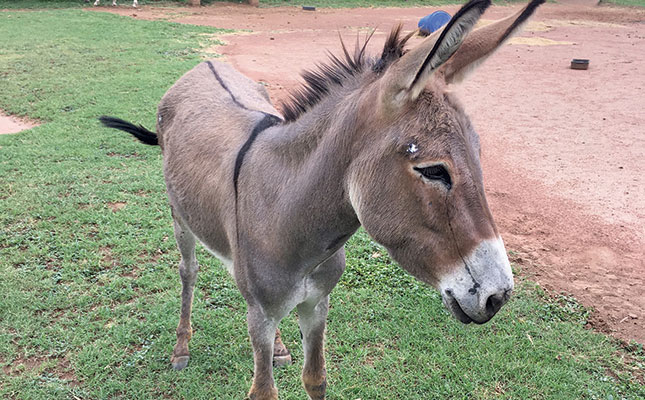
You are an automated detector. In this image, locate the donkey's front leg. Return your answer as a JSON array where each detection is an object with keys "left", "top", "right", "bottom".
[
  {"left": 297, "top": 296, "right": 329, "bottom": 400},
  {"left": 247, "top": 307, "right": 280, "bottom": 400},
  {"left": 170, "top": 218, "right": 198, "bottom": 371}
]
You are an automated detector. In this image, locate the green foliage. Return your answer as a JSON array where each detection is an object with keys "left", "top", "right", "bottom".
[{"left": 0, "top": 8, "right": 643, "bottom": 400}]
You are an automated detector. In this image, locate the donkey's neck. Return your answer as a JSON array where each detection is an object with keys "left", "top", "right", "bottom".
[
  {"left": 270, "top": 98, "right": 362, "bottom": 221},
  {"left": 239, "top": 92, "right": 363, "bottom": 264},
  {"left": 271, "top": 82, "right": 365, "bottom": 163}
]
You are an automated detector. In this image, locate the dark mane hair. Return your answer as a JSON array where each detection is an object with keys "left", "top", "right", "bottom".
[{"left": 280, "top": 25, "right": 414, "bottom": 122}]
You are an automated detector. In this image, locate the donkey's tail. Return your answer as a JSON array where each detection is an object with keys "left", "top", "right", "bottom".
[{"left": 99, "top": 116, "right": 158, "bottom": 146}]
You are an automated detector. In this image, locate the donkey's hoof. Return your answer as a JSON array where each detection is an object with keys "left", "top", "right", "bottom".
[
  {"left": 304, "top": 380, "right": 327, "bottom": 400},
  {"left": 272, "top": 353, "right": 292, "bottom": 367},
  {"left": 304, "top": 381, "right": 327, "bottom": 400},
  {"left": 171, "top": 355, "right": 190, "bottom": 371}
]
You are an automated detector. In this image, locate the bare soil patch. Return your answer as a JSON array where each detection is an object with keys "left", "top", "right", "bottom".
[
  {"left": 2, "top": 353, "right": 78, "bottom": 385},
  {"left": 0, "top": 111, "right": 39, "bottom": 134},
  {"left": 94, "top": 3, "right": 645, "bottom": 344},
  {"left": 107, "top": 201, "right": 127, "bottom": 212}
]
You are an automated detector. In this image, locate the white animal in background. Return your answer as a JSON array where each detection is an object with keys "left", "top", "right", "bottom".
[{"left": 92, "top": 0, "right": 139, "bottom": 7}]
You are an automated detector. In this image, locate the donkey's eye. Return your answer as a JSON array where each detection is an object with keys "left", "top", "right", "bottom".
[{"left": 414, "top": 165, "right": 452, "bottom": 189}]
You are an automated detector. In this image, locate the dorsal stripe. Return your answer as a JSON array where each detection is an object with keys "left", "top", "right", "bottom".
[
  {"left": 206, "top": 61, "right": 250, "bottom": 111},
  {"left": 204, "top": 60, "right": 283, "bottom": 249},
  {"left": 203, "top": 60, "right": 283, "bottom": 196},
  {"left": 233, "top": 113, "right": 282, "bottom": 198}
]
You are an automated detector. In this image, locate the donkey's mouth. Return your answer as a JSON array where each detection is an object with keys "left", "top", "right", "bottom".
[{"left": 443, "top": 292, "right": 473, "bottom": 324}]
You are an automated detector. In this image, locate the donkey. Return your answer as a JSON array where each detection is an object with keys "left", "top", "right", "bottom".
[{"left": 100, "top": 0, "right": 544, "bottom": 398}]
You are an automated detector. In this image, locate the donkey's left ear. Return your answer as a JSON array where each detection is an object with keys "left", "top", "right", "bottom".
[
  {"left": 439, "top": 0, "right": 546, "bottom": 84},
  {"left": 380, "top": 0, "right": 490, "bottom": 108}
]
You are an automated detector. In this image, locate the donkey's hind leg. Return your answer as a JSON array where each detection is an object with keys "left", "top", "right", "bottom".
[
  {"left": 170, "top": 217, "right": 199, "bottom": 371},
  {"left": 273, "top": 328, "right": 292, "bottom": 367}
]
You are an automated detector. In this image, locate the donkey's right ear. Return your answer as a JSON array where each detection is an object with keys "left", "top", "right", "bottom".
[
  {"left": 379, "top": 0, "right": 491, "bottom": 110},
  {"left": 438, "top": 0, "right": 546, "bottom": 84}
]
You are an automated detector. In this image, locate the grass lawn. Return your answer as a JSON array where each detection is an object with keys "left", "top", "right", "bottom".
[
  {"left": 0, "top": 0, "right": 182, "bottom": 9},
  {"left": 0, "top": 0, "right": 83, "bottom": 8},
  {"left": 599, "top": 0, "right": 645, "bottom": 6},
  {"left": 1, "top": 6, "right": 644, "bottom": 400}
]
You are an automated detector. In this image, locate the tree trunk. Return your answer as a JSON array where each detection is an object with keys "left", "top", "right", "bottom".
[{"left": 189, "top": 0, "right": 200, "bottom": 6}]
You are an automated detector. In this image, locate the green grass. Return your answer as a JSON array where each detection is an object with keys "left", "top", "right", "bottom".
[
  {"left": 0, "top": 0, "right": 84, "bottom": 8},
  {"left": 599, "top": 0, "right": 645, "bottom": 6},
  {"left": 1, "top": 7, "right": 644, "bottom": 400},
  {"left": 0, "top": 0, "right": 132, "bottom": 9},
  {"left": 0, "top": 0, "right": 196, "bottom": 9}
]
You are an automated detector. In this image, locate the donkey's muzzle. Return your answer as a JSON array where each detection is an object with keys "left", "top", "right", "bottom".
[
  {"left": 485, "top": 289, "right": 512, "bottom": 318},
  {"left": 439, "top": 237, "right": 514, "bottom": 324},
  {"left": 443, "top": 286, "right": 512, "bottom": 324}
]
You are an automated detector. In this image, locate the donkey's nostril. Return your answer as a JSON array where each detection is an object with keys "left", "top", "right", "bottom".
[{"left": 485, "top": 291, "right": 508, "bottom": 317}]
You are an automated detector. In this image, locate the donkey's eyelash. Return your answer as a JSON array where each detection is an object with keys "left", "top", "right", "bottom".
[{"left": 414, "top": 165, "right": 452, "bottom": 189}]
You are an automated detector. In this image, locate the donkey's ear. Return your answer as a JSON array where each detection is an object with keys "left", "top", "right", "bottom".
[
  {"left": 380, "top": 0, "right": 490, "bottom": 107},
  {"left": 439, "top": 0, "right": 546, "bottom": 84}
]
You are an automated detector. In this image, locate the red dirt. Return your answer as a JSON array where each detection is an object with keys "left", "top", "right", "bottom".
[{"left": 94, "top": 3, "right": 645, "bottom": 344}]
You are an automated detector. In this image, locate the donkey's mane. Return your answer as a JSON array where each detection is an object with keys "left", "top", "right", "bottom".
[{"left": 280, "top": 25, "right": 413, "bottom": 122}]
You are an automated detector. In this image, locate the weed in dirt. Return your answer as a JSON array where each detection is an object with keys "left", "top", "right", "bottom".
[{"left": 0, "top": 6, "right": 644, "bottom": 400}]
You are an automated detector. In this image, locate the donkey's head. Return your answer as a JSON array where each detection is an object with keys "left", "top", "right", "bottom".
[{"left": 338, "top": 0, "right": 544, "bottom": 324}]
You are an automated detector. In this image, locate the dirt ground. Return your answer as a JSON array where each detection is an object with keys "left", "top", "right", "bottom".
[
  {"left": 0, "top": 111, "right": 38, "bottom": 135},
  {"left": 92, "top": 2, "right": 645, "bottom": 344}
]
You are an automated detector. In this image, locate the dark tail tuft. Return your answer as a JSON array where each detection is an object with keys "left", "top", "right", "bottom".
[{"left": 99, "top": 116, "right": 158, "bottom": 146}]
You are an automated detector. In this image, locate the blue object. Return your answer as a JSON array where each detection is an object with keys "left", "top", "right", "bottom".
[{"left": 418, "top": 11, "right": 452, "bottom": 36}]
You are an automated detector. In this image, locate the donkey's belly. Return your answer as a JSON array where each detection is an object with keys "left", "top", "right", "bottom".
[
  {"left": 168, "top": 184, "right": 233, "bottom": 271},
  {"left": 166, "top": 180, "right": 236, "bottom": 262},
  {"left": 200, "top": 240, "right": 234, "bottom": 276}
]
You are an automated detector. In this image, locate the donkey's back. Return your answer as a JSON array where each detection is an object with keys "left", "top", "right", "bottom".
[
  {"left": 156, "top": 61, "right": 280, "bottom": 263},
  {"left": 157, "top": 60, "right": 278, "bottom": 153}
]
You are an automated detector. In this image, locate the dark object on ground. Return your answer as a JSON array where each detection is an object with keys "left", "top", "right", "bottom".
[
  {"left": 418, "top": 11, "right": 452, "bottom": 36},
  {"left": 571, "top": 59, "right": 589, "bottom": 70},
  {"left": 303, "top": 6, "right": 316, "bottom": 11}
]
